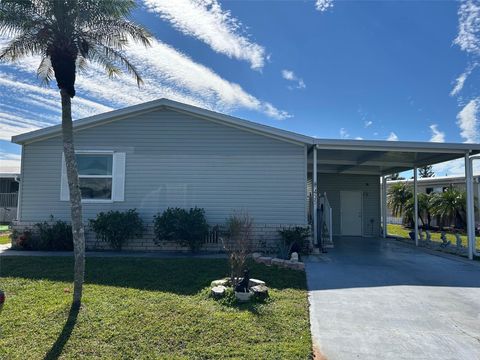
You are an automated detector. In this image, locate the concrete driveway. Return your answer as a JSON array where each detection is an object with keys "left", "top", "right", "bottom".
[{"left": 306, "top": 237, "right": 480, "bottom": 360}]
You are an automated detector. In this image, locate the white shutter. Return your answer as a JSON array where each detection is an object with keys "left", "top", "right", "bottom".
[
  {"left": 112, "top": 152, "right": 126, "bottom": 201},
  {"left": 60, "top": 153, "right": 70, "bottom": 201}
]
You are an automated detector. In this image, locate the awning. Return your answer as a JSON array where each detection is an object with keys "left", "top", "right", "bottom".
[{"left": 310, "top": 139, "right": 480, "bottom": 175}]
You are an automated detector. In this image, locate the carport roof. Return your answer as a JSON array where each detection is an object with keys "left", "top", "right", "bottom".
[{"left": 312, "top": 139, "right": 480, "bottom": 176}]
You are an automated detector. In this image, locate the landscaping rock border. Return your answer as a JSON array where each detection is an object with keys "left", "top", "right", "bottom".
[{"left": 252, "top": 253, "right": 305, "bottom": 271}]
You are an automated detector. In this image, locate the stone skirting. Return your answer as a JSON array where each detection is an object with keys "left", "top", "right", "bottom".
[{"left": 11, "top": 221, "right": 311, "bottom": 252}]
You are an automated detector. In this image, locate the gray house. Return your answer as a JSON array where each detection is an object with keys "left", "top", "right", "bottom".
[{"left": 11, "top": 99, "right": 480, "bottom": 256}]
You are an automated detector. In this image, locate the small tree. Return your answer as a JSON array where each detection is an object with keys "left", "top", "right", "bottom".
[
  {"left": 418, "top": 165, "right": 435, "bottom": 178},
  {"left": 431, "top": 187, "right": 467, "bottom": 228},
  {"left": 403, "top": 192, "right": 435, "bottom": 229},
  {"left": 387, "top": 182, "right": 413, "bottom": 218},
  {"left": 221, "top": 212, "right": 253, "bottom": 288}
]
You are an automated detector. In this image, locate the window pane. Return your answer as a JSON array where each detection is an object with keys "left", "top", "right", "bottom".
[
  {"left": 79, "top": 178, "right": 112, "bottom": 200},
  {"left": 76, "top": 154, "right": 112, "bottom": 175}
]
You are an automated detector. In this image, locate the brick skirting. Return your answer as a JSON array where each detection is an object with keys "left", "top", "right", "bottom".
[{"left": 11, "top": 221, "right": 311, "bottom": 252}]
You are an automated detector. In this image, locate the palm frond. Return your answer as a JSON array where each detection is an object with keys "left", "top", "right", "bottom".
[
  {"left": 83, "top": 45, "right": 122, "bottom": 79},
  {"left": 89, "top": 43, "right": 144, "bottom": 86},
  {"left": 0, "top": 31, "right": 45, "bottom": 61},
  {"left": 36, "top": 55, "right": 54, "bottom": 85},
  {"left": 86, "top": 19, "right": 151, "bottom": 48}
]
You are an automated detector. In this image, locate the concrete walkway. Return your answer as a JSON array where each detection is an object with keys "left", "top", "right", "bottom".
[
  {"left": 0, "top": 246, "right": 226, "bottom": 258},
  {"left": 306, "top": 237, "right": 480, "bottom": 360}
]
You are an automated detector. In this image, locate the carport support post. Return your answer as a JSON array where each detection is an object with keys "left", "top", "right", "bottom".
[
  {"left": 382, "top": 176, "right": 387, "bottom": 238},
  {"left": 414, "top": 167, "right": 419, "bottom": 246},
  {"left": 465, "top": 153, "right": 474, "bottom": 260},
  {"left": 313, "top": 146, "right": 318, "bottom": 249}
]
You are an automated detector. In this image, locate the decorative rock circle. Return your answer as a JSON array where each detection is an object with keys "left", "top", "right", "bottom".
[{"left": 211, "top": 285, "right": 227, "bottom": 298}]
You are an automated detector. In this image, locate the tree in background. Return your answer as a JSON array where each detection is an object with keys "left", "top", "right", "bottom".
[
  {"left": 387, "top": 173, "right": 405, "bottom": 180},
  {"left": 387, "top": 182, "right": 413, "bottom": 219},
  {"left": 418, "top": 165, "right": 435, "bottom": 178},
  {"left": 431, "top": 186, "right": 467, "bottom": 228},
  {"left": 0, "top": 0, "right": 151, "bottom": 307},
  {"left": 404, "top": 192, "right": 435, "bottom": 229}
]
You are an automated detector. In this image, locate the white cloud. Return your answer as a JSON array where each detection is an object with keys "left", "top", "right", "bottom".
[
  {"left": 454, "top": 0, "right": 480, "bottom": 55},
  {"left": 355, "top": 136, "right": 363, "bottom": 140},
  {"left": 0, "top": 151, "right": 21, "bottom": 173},
  {"left": 315, "top": 0, "right": 334, "bottom": 12},
  {"left": 0, "top": 38, "right": 291, "bottom": 124},
  {"left": 281, "top": 69, "right": 306, "bottom": 90},
  {"left": 364, "top": 120, "right": 373, "bottom": 128},
  {"left": 340, "top": 128, "right": 349, "bottom": 139},
  {"left": 451, "top": 70, "right": 469, "bottom": 96},
  {"left": 387, "top": 132, "right": 398, "bottom": 141},
  {"left": 143, "top": 0, "right": 266, "bottom": 69},
  {"left": 429, "top": 124, "right": 445, "bottom": 143},
  {"left": 432, "top": 158, "right": 480, "bottom": 177},
  {"left": 457, "top": 98, "right": 479, "bottom": 143}
]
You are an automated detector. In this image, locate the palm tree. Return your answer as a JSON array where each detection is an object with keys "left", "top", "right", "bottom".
[
  {"left": 387, "top": 182, "right": 413, "bottom": 218},
  {"left": 431, "top": 186, "right": 467, "bottom": 228},
  {"left": 0, "top": 0, "right": 151, "bottom": 307},
  {"left": 404, "top": 192, "right": 435, "bottom": 229}
]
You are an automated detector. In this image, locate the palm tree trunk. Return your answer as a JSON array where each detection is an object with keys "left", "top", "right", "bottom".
[{"left": 60, "top": 89, "right": 85, "bottom": 307}]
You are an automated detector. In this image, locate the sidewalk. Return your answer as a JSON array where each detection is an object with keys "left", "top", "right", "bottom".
[{"left": 0, "top": 246, "right": 227, "bottom": 259}]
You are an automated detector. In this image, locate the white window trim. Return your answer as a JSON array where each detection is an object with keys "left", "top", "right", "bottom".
[{"left": 76, "top": 151, "right": 115, "bottom": 204}]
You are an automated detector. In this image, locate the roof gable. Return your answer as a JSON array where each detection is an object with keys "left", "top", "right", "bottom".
[{"left": 11, "top": 98, "right": 312, "bottom": 146}]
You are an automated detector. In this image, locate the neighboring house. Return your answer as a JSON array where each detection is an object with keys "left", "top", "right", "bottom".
[
  {"left": 386, "top": 176, "right": 480, "bottom": 226},
  {"left": 0, "top": 173, "right": 19, "bottom": 224},
  {"left": 10, "top": 99, "right": 480, "bottom": 251}
]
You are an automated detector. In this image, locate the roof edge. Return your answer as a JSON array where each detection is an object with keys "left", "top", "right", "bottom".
[{"left": 11, "top": 98, "right": 313, "bottom": 146}]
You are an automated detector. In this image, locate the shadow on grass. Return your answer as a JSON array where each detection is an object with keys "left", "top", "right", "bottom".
[
  {"left": 43, "top": 303, "right": 80, "bottom": 360},
  {"left": 0, "top": 257, "right": 306, "bottom": 295}
]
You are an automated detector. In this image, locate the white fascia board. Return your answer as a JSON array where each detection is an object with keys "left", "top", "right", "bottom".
[{"left": 314, "top": 139, "right": 480, "bottom": 154}]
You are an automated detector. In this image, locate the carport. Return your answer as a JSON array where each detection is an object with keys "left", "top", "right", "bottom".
[{"left": 308, "top": 139, "right": 480, "bottom": 259}]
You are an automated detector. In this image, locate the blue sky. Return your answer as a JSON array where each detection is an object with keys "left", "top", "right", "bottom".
[{"left": 1, "top": 0, "right": 479, "bottom": 175}]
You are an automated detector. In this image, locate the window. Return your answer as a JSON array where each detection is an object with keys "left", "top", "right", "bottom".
[
  {"left": 76, "top": 154, "right": 113, "bottom": 200},
  {"left": 61, "top": 151, "right": 126, "bottom": 202}
]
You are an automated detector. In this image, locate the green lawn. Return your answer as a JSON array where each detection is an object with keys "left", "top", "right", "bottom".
[
  {"left": 0, "top": 257, "right": 311, "bottom": 359},
  {"left": 0, "top": 232, "right": 10, "bottom": 245},
  {"left": 387, "top": 224, "right": 480, "bottom": 248}
]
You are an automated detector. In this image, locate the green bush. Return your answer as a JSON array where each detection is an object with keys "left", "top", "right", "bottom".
[
  {"left": 11, "top": 217, "right": 73, "bottom": 251},
  {"left": 278, "top": 226, "right": 311, "bottom": 259},
  {"left": 89, "top": 209, "right": 144, "bottom": 250},
  {"left": 153, "top": 207, "right": 209, "bottom": 252},
  {"left": 35, "top": 217, "right": 73, "bottom": 251}
]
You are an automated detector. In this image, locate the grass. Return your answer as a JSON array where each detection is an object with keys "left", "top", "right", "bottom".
[
  {"left": 387, "top": 224, "right": 480, "bottom": 248},
  {"left": 0, "top": 257, "right": 311, "bottom": 359},
  {"left": 0, "top": 232, "right": 10, "bottom": 245}
]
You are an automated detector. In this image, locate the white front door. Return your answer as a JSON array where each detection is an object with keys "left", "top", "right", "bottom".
[{"left": 340, "top": 190, "right": 363, "bottom": 236}]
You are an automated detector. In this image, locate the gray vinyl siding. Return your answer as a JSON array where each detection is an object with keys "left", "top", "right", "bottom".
[
  {"left": 19, "top": 109, "right": 307, "bottom": 226},
  {"left": 317, "top": 173, "right": 380, "bottom": 236}
]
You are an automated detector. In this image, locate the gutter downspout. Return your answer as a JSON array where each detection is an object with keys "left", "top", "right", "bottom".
[
  {"left": 414, "top": 167, "right": 419, "bottom": 246},
  {"left": 313, "top": 145, "right": 318, "bottom": 251}
]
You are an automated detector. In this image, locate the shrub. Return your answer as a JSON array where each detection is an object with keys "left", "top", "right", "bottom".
[
  {"left": 153, "top": 207, "right": 209, "bottom": 252},
  {"left": 35, "top": 217, "right": 73, "bottom": 250},
  {"left": 221, "top": 211, "right": 253, "bottom": 288},
  {"left": 89, "top": 209, "right": 144, "bottom": 250},
  {"left": 11, "top": 217, "right": 73, "bottom": 251},
  {"left": 278, "top": 226, "right": 311, "bottom": 260},
  {"left": 11, "top": 229, "right": 34, "bottom": 250}
]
